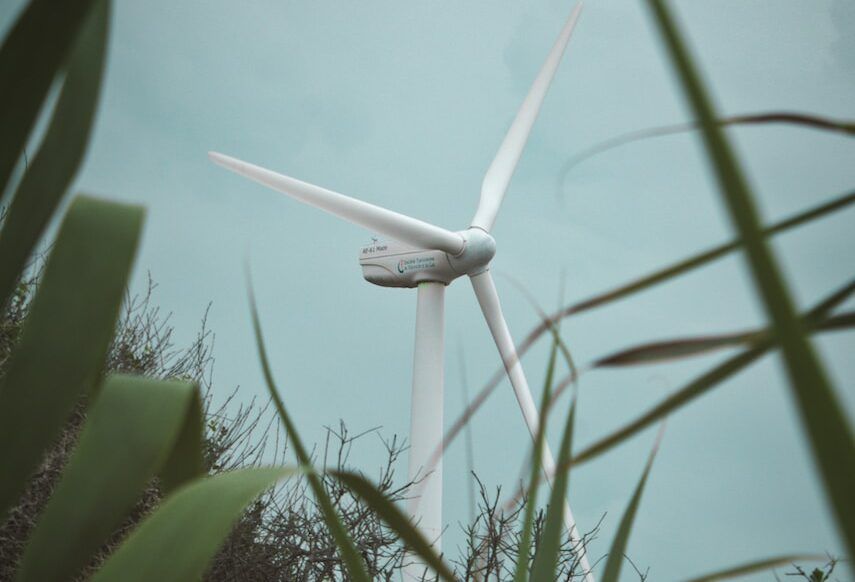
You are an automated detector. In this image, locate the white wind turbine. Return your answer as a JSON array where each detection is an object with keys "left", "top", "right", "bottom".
[{"left": 210, "top": 2, "right": 591, "bottom": 577}]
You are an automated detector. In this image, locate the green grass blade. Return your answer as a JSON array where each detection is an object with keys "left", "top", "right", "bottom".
[
  {"left": 601, "top": 428, "right": 663, "bottom": 582},
  {"left": 645, "top": 0, "right": 855, "bottom": 557},
  {"left": 17, "top": 375, "right": 203, "bottom": 582},
  {"left": 545, "top": 190, "right": 855, "bottom": 328},
  {"left": 437, "top": 191, "right": 855, "bottom": 469},
  {"left": 508, "top": 279, "right": 855, "bottom": 503},
  {"left": 558, "top": 112, "right": 855, "bottom": 178},
  {"left": 684, "top": 554, "right": 825, "bottom": 582},
  {"left": 513, "top": 337, "right": 560, "bottom": 582},
  {"left": 592, "top": 278, "right": 854, "bottom": 367},
  {"left": 0, "top": 0, "right": 102, "bottom": 194},
  {"left": 573, "top": 254, "right": 854, "bottom": 471},
  {"left": 332, "top": 470, "right": 457, "bottom": 582},
  {"left": 0, "top": 0, "right": 109, "bottom": 307},
  {"left": 530, "top": 398, "right": 576, "bottom": 582},
  {"left": 247, "top": 281, "right": 370, "bottom": 582},
  {"left": 0, "top": 196, "right": 144, "bottom": 519},
  {"left": 578, "top": 347, "right": 763, "bottom": 468},
  {"left": 89, "top": 467, "right": 295, "bottom": 582}
]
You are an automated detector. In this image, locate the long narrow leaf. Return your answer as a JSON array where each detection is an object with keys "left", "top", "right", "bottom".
[
  {"left": 558, "top": 112, "right": 855, "bottom": 178},
  {"left": 333, "top": 470, "right": 457, "bottom": 582},
  {"left": 601, "top": 428, "right": 664, "bottom": 582},
  {"left": 89, "top": 468, "right": 295, "bottom": 582},
  {"left": 0, "top": 0, "right": 101, "bottom": 194},
  {"left": 18, "top": 375, "right": 204, "bottom": 582},
  {"left": 531, "top": 398, "right": 576, "bottom": 582},
  {"left": 593, "top": 306, "right": 853, "bottom": 368},
  {"left": 645, "top": 0, "right": 854, "bottom": 557},
  {"left": 573, "top": 280, "right": 854, "bottom": 471},
  {"left": 247, "top": 281, "right": 370, "bottom": 582},
  {"left": 513, "top": 337, "right": 560, "bottom": 582},
  {"left": 0, "top": 0, "right": 110, "bottom": 307},
  {"left": 544, "top": 190, "right": 855, "bottom": 331},
  {"left": 0, "top": 196, "right": 144, "bottom": 518},
  {"left": 566, "top": 275, "right": 855, "bottom": 473},
  {"left": 684, "top": 554, "right": 825, "bottom": 582},
  {"left": 435, "top": 190, "right": 854, "bottom": 475}
]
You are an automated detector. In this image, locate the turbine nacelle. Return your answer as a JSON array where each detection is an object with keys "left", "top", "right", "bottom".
[{"left": 359, "top": 227, "right": 496, "bottom": 288}]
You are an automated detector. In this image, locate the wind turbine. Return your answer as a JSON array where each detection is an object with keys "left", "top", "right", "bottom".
[{"left": 210, "top": 2, "right": 591, "bottom": 577}]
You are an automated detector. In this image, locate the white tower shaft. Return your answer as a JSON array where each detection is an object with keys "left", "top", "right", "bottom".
[{"left": 407, "top": 282, "right": 445, "bottom": 549}]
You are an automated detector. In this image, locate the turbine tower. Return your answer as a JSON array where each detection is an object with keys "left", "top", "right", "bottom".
[{"left": 210, "top": 3, "right": 591, "bottom": 578}]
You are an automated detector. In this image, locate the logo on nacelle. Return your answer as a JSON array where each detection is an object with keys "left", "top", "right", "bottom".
[{"left": 396, "top": 255, "right": 437, "bottom": 275}]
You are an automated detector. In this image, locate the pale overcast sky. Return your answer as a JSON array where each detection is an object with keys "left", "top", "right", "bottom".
[{"left": 3, "top": 0, "right": 854, "bottom": 579}]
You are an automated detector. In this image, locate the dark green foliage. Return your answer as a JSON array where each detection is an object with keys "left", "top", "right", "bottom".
[
  {"left": 0, "top": 197, "right": 144, "bottom": 518},
  {"left": 17, "top": 376, "right": 202, "bottom": 582},
  {"left": 90, "top": 468, "right": 296, "bottom": 582},
  {"left": 0, "top": 0, "right": 103, "bottom": 194},
  {"left": 0, "top": 0, "right": 109, "bottom": 307}
]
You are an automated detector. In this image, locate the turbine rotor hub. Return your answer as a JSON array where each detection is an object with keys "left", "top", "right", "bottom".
[{"left": 448, "top": 227, "right": 496, "bottom": 276}]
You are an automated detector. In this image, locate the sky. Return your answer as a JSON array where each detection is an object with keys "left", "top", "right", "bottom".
[{"left": 3, "top": 0, "right": 854, "bottom": 579}]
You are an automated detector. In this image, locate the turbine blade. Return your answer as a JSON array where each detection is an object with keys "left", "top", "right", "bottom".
[
  {"left": 471, "top": 2, "right": 583, "bottom": 232},
  {"left": 209, "top": 152, "right": 464, "bottom": 255},
  {"left": 469, "top": 269, "right": 594, "bottom": 579}
]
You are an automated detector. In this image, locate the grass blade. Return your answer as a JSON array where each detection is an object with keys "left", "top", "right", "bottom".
[
  {"left": 0, "top": 0, "right": 110, "bottom": 307},
  {"left": 530, "top": 397, "right": 576, "bottom": 582},
  {"left": 89, "top": 467, "right": 296, "bottom": 582},
  {"left": 566, "top": 276, "right": 855, "bottom": 471},
  {"left": 0, "top": 0, "right": 101, "bottom": 194},
  {"left": 601, "top": 427, "right": 664, "bottom": 582},
  {"left": 436, "top": 191, "right": 854, "bottom": 472},
  {"left": 17, "top": 375, "right": 203, "bottom": 582},
  {"left": 573, "top": 279, "right": 853, "bottom": 472},
  {"left": 593, "top": 299, "right": 854, "bottom": 368},
  {"left": 332, "top": 470, "right": 457, "bottom": 582},
  {"left": 503, "top": 281, "right": 855, "bottom": 511},
  {"left": 558, "top": 111, "right": 855, "bottom": 179},
  {"left": 684, "top": 554, "right": 825, "bottom": 582},
  {"left": 545, "top": 190, "right": 855, "bottom": 329},
  {"left": 645, "top": 0, "right": 854, "bottom": 557},
  {"left": 247, "top": 280, "right": 370, "bottom": 582},
  {"left": 513, "top": 337, "right": 560, "bottom": 582},
  {"left": 0, "top": 196, "right": 144, "bottom": 518}
]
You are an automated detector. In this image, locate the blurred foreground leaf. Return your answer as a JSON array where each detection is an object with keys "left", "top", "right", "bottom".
[
  {"left": 531, "top": 397, "right": 577, "bottom": 582},
  {"left": 684, "top": 554, "right": 825, "bottom": 582},
  {"left": 558, "top": 111, "right": 855, "bottom": 179},
  {"left": 594, "top": 307, "right": 854, "bottom": 367},
  {"left": 573, "top": 277, "right": 855, "bottom": 467},
  {"left": 90, "top": 468, "right": 295, "bottom": 582},
  {"left": 513, "top": 338, "right": 560, "bottom": 582},
  {"left": 18, "top": 375, "right": 203, "bottom": 582},
  {"left": 645, "top": 0, "right": 854, "bottom": 557},
  {"left": 601, "top": 428, "right": 663, "bottom": 582},
  {"left": 439, "top": 190, "right": 854, "bottom": 469},
  {"left": 0, "top": 0, "right": 110, "bottom": 307},
  {"left": 544, "top": 190, "right": 855, "bottom": 328},
  {"left": 0, "top": 0, "right": 103, "bottom": 194},
  {"left": 0, "top": 196, "right": 143, "bottom": 518}
]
